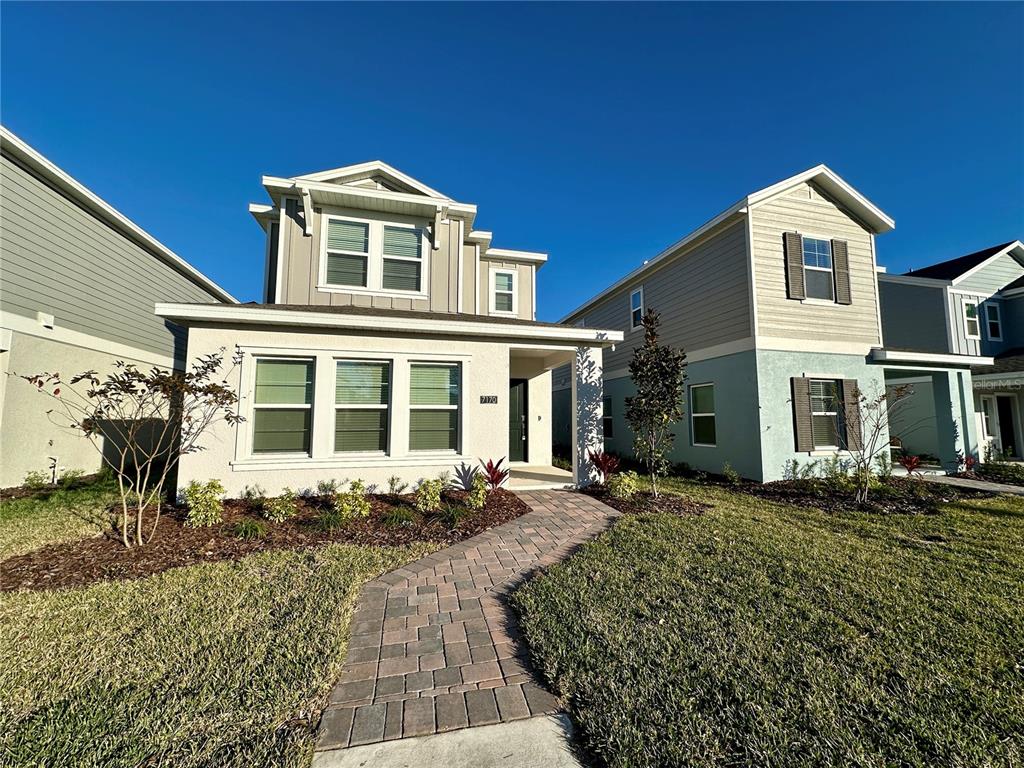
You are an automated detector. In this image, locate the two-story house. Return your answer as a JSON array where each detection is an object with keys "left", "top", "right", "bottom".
[
  {"left": 556, "top": 165, "right": 984, "bottom": 481},
  {"left": 0, "top": 126, "right": 236, "bottom": 487},
  {"left": 879, "top": 241, "right": 1023, "bottom": 461},
  {"left": 157, "top": 162, "right": 621, "bottom": 495}
]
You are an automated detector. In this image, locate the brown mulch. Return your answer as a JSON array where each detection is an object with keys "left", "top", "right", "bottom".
[
  {"left": 729, "top": 476, "right": 992, "bottom": 515},
  {"left": 0, "top": 490, "right": 529, "bottom": 593},
  {"left": 579, "top": 484, "right": 710, "bottom": 516},
  {"left": 0, "top": 473, "right": 106, "bottom": 502}
]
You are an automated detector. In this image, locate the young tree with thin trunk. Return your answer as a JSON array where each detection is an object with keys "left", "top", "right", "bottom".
[
  {"left": 843, "top": 382, "right": 916, "bottom": 504},
  {"left": 21, "top": 348, "right": 243, "bottom": 547},
  {"left": 625, "top": 310, "right": 687, "bottom": 498}
]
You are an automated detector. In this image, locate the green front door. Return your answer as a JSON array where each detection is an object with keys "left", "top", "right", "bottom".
[{"left": 509, "top": 379, "right": 528, "bottom": 462}]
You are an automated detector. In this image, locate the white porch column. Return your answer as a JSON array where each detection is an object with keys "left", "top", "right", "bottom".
[{"left": 571, "top": 345, "right": 603, "bottom": 487}]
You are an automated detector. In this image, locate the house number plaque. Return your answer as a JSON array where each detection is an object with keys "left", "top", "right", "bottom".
[{"left": 480, "top": 395, "right": 498, "bottom": 404}]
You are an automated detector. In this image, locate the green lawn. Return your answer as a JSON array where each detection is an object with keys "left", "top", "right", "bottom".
[
  {"left": 0, "top": 482, "right": 431, "bottom": 767},
  {"left": 513, "top": 479, "right": 1024, "bottom": 768}
]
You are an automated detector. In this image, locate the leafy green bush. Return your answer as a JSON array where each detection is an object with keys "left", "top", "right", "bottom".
[
  {"left": 316, "top": 479, "right": 342, "bottom": 496},
  {"left": 607, "top": 471, "right": 640, "bottom": 500},
  {"left": 182, "top": 479, "right": 226, "bottom": 528},
  {"left": 466, "top": 473, "right": 488, "bottom": 511},
  {"left": 23, "top": 470, "right": 50, "bottom": 490},
  {"left": 263, "top": 488, "right": 298, "bottom": 523},
  {"left": 382, "top": 507, "right": 416, "bottom": 527},
  {"left": 326, "top": 479, "right": 371, "bottom": 524},
  {"left": 387, "top": 475, "right": 408, "bottom": 495},
  {"left": 874, "top": 452, "right": 893, "bottom": 480},
  {"left": 976, "top": 461, "right": 1024, "bottom": 486},
  {"left": 415, "top": 479, "right": 443, "bottom": 514},
  {"left": 721, "top": 462, "right": 741, "bottom": 485},
  {"left": 57, "top": 468, "right": 86, "bottom": 488},
  {"left": 439, "top": 504, "right": 473, "bottom": 530},
  {"left": 232, "top": 518, "right": 266, "bottom": 540},
  {"left": 241, "top": 484, "right": 267, "bottom": 510}
]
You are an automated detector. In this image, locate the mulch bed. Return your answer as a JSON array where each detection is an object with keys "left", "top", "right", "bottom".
[
  {"left": 729, "top": 476, "right": 993, "bottom": 515},
  {"left": 0, "top": 490, "right": 529, "bottom": 593},
  {"left": 579, "top": 484, "right": 710, "bottom": 516},
  {"left": 0, "top": 473, "right": 106, "bottom": 502}
]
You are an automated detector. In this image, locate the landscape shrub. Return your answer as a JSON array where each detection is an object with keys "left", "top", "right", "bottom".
[
  {"left": 898, "top": 455, "right": 922, "bottom": 475},
  {"left": 721, "top": 462, "right": 741, "bottom": 485},
  {"left": 23, "top": 470, "right": 50, "bottom": 490},
  {"left": 316, "top": 479, "right": 342, "bottom": 496},
  {"left": 387, "top": 475, "right": 408, "bottom": 495},
  {"left": 874, "top": 452, "right": 893, "bottom": 480},
  {"left": 608, "top": 470, "right": 640, "bottom": 500},
  {"left": 57, "top": 468, "right": 86, "bottom": 488},
  {"left": 327, "top": 479, "right": 371, "bottom": 523},
  {"left": 182, "top": 479, "right": 226, "bottom": 528},
  {"left": 976, "top": 461, "right": 1024, "bottom": 486},
  {"left": 467, "top": 472, "right": 488, "bottom": 511},
  {"left": 240, "top": 484, "right": 267, "bottom": 509},
  {"left": 440, "top": 503, "right": 473, "bottom": 529},
  {"left": 232, "top": 518, "right": 266, "bottom": 540},
  {"left": 415, "top": 479, "right": 443, "bottom": 514},
  {"left": 480, "top": 457, "right": 509, "bottom": 490},
  {"left": 263, "top": 488, "right": 298, "bottom": 523},
  {"left": 588, "top": 450, "right": 621, "bottom": 483},
  {"left": 382, "top": 507, "right": 416, "bottom": 527}
]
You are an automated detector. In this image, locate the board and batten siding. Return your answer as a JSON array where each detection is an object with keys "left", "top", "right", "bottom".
[
  {"left": 277, "top": 199, "right": 470, "bottom": 314},
  {"left": 575, "top": 218, "right": 752, "bottom": 374},
  {"left": 956, "top": 252, "right": 1024, "bottom": 294},
  {"left": 478, "top": 258, "right": 535, "bottom": 321},
  {"left": 0, "top": 152, "right": 220, "bottom": 358},
  {"left": 751, "top": 182, "right": 880, "bottom": 348},
  {"left": 878, "top": 280, "right": 950, "bottom": 354}
]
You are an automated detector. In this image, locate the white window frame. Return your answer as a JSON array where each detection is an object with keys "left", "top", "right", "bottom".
[
  {"left": 629, "top": 287, "right": 644, "bottom": 331},
  {"left": 689, "top": 383, "right": 717, "bottom": 448},
  {"left": 985, "top": 302, "right": 1003, "bottom": 341},
  {"left": 318, "top": 212, "right": 430, "bottom": 300},
  {"left": 333, "top": 359, "right": 391, "bottom": 456},
  {"left": 250, "top": 356, "right": 315, "bottom": 457},
  {"left": 409, "top": 361, "right": 463, "bottom": 454},
  {"left": 801, "top": 236, "right": 835, "bottom": 303},
  {"left": 489, "top": 268, "right": 518, "bottom": 316},
  {"left": 963, "top": 300, "right": 981, "bottom": 340},
  {"left": 809, "top": 378, "right": 841, "bottom": 450}
]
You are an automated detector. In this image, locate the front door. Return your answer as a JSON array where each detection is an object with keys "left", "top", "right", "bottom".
[
  {"left": 509, "top": 379, "right": 528, "bottom": 462},
  {"left": 996, "top": 395, "right": 1019, "bottom": 458}
]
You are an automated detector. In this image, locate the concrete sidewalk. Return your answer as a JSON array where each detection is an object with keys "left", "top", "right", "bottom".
[{"left": 922, "top": 474, "right": 1024, "bottom": 496}]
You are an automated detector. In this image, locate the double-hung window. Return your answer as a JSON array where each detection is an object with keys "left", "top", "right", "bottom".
[
  {"left": 252, "top": 358, "right": 314, "bottom": 454},
  {"left": 690, "top": 383, "right": 717, "bottom": 447},
  {"left": 335, "top": 361, "right": 390, "bottom": 453},
  {"left": 963, "top": 301, "right": 981, "bottom": 339},
  {"left": 492, "top": 270, "right": 516, "bottom": 314},
  {"left": 409, "top": 363, "right": 461, "bottom": 451},
  {"left": 325, "top": 219, "right": 370, "bottom": 288},
  {"left": 809, "top": 379, "right": 843, "bottom": 449},
  {"left": 802, "top": 238, "right": 834, "bottom": 301},
  {"left": 630, "top": 288, "right": 644, "bottom": 329},
  {"left": 985, "top": 303, "right": 1002, "bottom": 341},
  {"left": 382, "top": 225, "right": 423, "bottom": 292},
  {"left": 602, "top": 395, "right": 614, "bottom": 438}
]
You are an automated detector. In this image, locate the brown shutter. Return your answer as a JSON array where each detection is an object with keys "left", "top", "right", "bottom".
[
  {"left": 840, "top": 379, "right": 863, "bottom": 451},
  {"left": 784, "top": 232, "right": 806, "bottom": 300},
  {"left": 832, "top": 239, "right": 852, "bottom": 305},
  {"left": 792, "top": 377, "right": 813, "bottom": 452}
]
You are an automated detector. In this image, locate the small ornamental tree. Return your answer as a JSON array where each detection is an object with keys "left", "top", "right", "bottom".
[
  {"left": 624, "top": 310, "right": 687, "bottom": 497},
  {"left": 842, "top": 383, "right": 916, "bottom": 504},
  {"left": 21, "top": 349, "right": 243, "bottom": 547}
]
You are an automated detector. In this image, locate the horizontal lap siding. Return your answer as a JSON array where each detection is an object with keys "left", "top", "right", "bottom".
[
  {"left": 580, "top": 220, "right": 751, "bottom": 373},
  {"left": 752, "top": 183, "right": 880, "bottom": 346},
  {"left": 0, "top": 154, "right": 220, "bottom": 357},
  {"left": 956, "top": 253, "right": 1024, "bottom": 294}
]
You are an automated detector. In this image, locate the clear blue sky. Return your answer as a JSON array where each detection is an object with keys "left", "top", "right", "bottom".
[{"left": 3, "top": 2, "right": 1022, "bottom": 320}]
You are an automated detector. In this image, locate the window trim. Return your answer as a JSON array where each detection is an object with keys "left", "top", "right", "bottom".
[
  {"left": 985, "top": 302, "right": 1003, "bottom": 341},
  {"left": 801, "top": 236, "right": 835, "bottom": 303},
  {"left": 250, "top": 356, "right": 314, "bottom": 457},
  {"left": 408, "top": 361, "right": 463, "bottom": 454},
  {"left": 629, "top": 287, "right": 644, "bottom": 331},
  {"left": 963, "top": 300, "right": 981, "bottom": 340},
  {"left": 489, "top": 267, "right": 518, "bottom": 316},
  {"left": 689, "top": 382, "right": 717, "bottom": 448},
  {"left": 809, "top": 378, "right": 842, "bottom": 450},
  {"left": 333, "top": 359, "right": 392, "bottom": 456},
  {"left": 602, "top": 395, "right": 614, "bottom": 439},
  {"left": 318, "top": 212, "right": 430, "bottom": 300}
]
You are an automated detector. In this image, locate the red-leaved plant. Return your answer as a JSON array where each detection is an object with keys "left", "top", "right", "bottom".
[
  {"left": 588, "top": 450, "right": 620, "bottom": 483},
  {"left": 898, "top": 454, "right": 922, "bottom": 475},
  {"left": 961, "top": 453, "right": 977, "bottom": 473},
  {"left": 479, "top": 457, "right": 509, "bottom": 491}
]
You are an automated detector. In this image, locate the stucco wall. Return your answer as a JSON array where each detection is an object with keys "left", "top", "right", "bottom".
[{"left": 886, "top": 379, "right": 941, "bottom": 458}]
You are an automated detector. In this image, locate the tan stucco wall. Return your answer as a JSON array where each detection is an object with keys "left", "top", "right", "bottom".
[{"left": 177, "top": 324, "right": 561, "bottom": 496}]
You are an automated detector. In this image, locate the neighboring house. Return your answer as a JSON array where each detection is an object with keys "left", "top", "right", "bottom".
[
  {"left": 0, "top": 126, "right": 236, "bottom": 487},
  {"left": 556, "top": 165, "right": 984, "bottom": 481},
  {"left": 879, "top": 241, "right": 1023, "bottom": 461},
  {"left": 157, "top": 162, "right": 621, "bottom": 495}
]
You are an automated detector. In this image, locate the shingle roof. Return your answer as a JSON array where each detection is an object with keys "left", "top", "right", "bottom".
[
  {"left": 1005, "top": 274, "right": 1024, "bottom": 291},
  {"left": 973, "top": 348, "right": 1024, "bottom": 376},
  {"left": 904, "top": 241, "right": 1017, "bottom": 280}
]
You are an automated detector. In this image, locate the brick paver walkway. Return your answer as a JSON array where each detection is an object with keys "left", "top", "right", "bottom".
[{"left": 316, "top": 490, "right": 619, "bottom": 751}]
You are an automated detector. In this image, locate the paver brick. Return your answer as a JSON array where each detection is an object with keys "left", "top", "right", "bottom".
[
  {"left": 383, "top": 700, "right": 404, "bottom": 740},
  {"left": 465, "top": 688, "right": 500, "bottom": 726},
  {"left": 434, "top": 692, "right": 469, "bottom": 732},
  {"left": 349, "top": 703, "right": 386, "bottom": 746},
  {"left": 317, "top": 706, "right": 354, "bottom": 750},
  {"left": 402, "top": 697, "right": 435, "bottom": 737}
]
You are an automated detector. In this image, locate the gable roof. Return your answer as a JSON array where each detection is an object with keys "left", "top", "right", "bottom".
[
  {"left": 561, "top": 164, "right": 893, "bottom": 322},
  {"left": 1005, "top": 274, "right": 1024, "bottom": 291},
  {"left": 293, "top": 160, "right": 449, "bottom": 199},
  {"left": 0, "top": 125, "right": 236, "bottom": 303},
  {"left": 904, "top": 241, "right": 1022, "bottom": 281}
]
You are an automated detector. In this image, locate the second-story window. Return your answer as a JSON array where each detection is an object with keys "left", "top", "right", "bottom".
[
  {"left": 382, "top": 225, "right": 423, "bottom": 292},
  {"left": 630, "top": 288, "right": 644, "bottom": 329},
  {"left": 985, "top": 303, "right": 1003, "bottom": 341},
  {"left": 802, "top": 238, "right": 834, "bottom": 301},
  {"left": 963, "top": 301, "right": 981, "bottom": 339},
  {"left": 491, "top": 269, "right": 517, "bottom": 315},
  {"left": 322, "top": 216, "right": 426, "bottom": 295},
  {"left": 325, "top": 219, "right": 370, "bottom": 288}
]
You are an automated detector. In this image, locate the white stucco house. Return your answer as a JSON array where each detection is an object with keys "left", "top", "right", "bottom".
[{"left": 157, "top": 162, "right": 621, "bottom": 496}]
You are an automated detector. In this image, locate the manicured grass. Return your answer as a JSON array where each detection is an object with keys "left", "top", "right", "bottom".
[
  {"left": 0, "top": 479, "right": 432, "bottom": 767},
  {"left": 0, "top": 476, "right": 118, "bottom": 560},
  {"left": 514, "top": 480, "right": 1024, "bottom": 768}
]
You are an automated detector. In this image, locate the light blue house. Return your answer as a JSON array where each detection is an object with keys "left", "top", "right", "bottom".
[{"left": 554, "top": 166, "right": 987, "bottom": 481}]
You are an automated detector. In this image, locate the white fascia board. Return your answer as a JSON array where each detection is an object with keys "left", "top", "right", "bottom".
[
  {"left": 292, "top": 160, "right": 450, "bottom": 199},
  {"left": 155, "top": 303, "right": 624, "bottom": 346},
  {"left": 248, "top": 203, "right": 276, "bottom": 229},
  {"left": 262, "top": 176, "right": 477, "bottom": 219},
  {"left": 870, "top": 348, "right": 994, "bottom": 366},
  {"left": 1, "top": 125, "right": 237, "bottom": 304},
  {"left": 877, "top": 273, "right": 951, "bottom": 288},
  {"left": 747, "top": 164, "right": 895, "bottom": 234},
  {"left": 483, "top": 247, "right": 548, "bottom": 265},
  {"left": 951, "top": 241, "right": 1024, "bottom": 286},
  {"left": 1000, "top": 286, "right": 1024, "bottom": 299},
  {"left": 467, "top": 230, "right": 493, "bottom": 244},
  {"left": 560, "top": 201, "right": 747, "bottom": 322}
]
